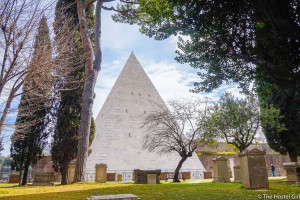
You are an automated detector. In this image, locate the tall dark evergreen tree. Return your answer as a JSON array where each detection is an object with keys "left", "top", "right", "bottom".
[
  {"left": 51, "top": 0, "right": 95, "bottom": 185},
  {"left": 257, "top": 75, "right": 300, "bottom": 162},
  {"left": 10, "top": 16, "right": 52, "bottom": 185}
]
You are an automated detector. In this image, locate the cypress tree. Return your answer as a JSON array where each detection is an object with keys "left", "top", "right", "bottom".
[
  {"left": 10, "top": 16, "right": 52, "bottom": 186},
  {"left": 51, "top": 0, "right": 95, "bottom": 185}
]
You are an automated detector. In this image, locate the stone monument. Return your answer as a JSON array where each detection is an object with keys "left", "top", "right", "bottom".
[
  {"left": 134, "top": 169, "right": 161, "bottom": 184},
  {"left": 283, "top": 162, "right": 299, "bottom": 182},
  {"left": 239, "top": 149, "right": 269, "bottom": 189},
  {"left": 296, "top": 166, "right": 300, "bottom": 187},
  {"left": 32, "top": 172, "right": 55, "bottom": 186},
  {"left": 117, "top": 174, "right": 122, "bottom": 182},
  {"left": 86, "top": 52, "right": 205, "bottom": 176},
  {"left": 233, "top": 166, "right": 242, "bottom": 182},
  {"left": 212, "top": 156, "right": 230, "bottom": 183},
  {"left": 68, "top": 159, "right": 76, "bottom": 183},
  {"left": 95, "top": 164, "right": 107, "bottom": 183}
]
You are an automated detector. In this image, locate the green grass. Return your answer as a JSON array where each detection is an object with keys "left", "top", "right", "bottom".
[{"left": 0, "top": 180, "right": 299, "bottom": 200}]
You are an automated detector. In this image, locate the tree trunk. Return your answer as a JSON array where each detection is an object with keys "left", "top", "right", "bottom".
[
  {"left": 21, "top": 161, "right": 30, "bottom": 186},
  {"left": 18, "top": 167, "right": 23, "bottom": 186},
  {"left": 288, "top": 152, "right": 298, "bottom": 163},
  {"left": 173, "top": 157, "right": 187, "bottom": 182},
  {"left": 74, "top": 0, "right": 102, "bottom": 182},
  {"left": 61, "top": 162, "right": 69, "bottom": 185},
  {"left": 0, "top": 87, "right": 17, "bottom": 133}
]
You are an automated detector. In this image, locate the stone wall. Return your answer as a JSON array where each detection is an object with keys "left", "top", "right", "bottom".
[{"left": 196, "top": 143, "right": 280, "bottom": 154}]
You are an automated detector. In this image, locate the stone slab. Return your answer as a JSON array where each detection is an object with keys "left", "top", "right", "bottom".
[
  {"left": 283, "top": 162, "right": 298, "bottom": 182},
  {"left": 147, "top": 174, "right": 156, "bottom": 184},
  {"left": 87, "top": 194, "right": 139, "bottom": 200},
  {"left": 188, "top": 180, "right": 202, "bottom": 184}
]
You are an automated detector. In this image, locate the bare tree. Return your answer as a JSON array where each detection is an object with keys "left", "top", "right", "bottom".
[
  {"left": 0, "top": 0, "right": 55, "bottom": 134},
  {"left": 142, "top": 99, "right": 210, "bottom": 182},
  {"left": 0, "top": 1, "right": 82, "bottom": 140}
]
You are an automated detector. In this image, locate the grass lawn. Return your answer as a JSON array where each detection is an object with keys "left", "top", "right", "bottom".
[{"left": 0, "top": 179, "right": 299, "bottom": 200}]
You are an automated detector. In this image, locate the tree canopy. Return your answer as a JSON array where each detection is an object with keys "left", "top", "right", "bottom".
[
  {"left": 204, "top": 92, "right": 285, "bottom": 153},
  {"left": 113, "top": 0, "right": 300, "bottom": 92}
]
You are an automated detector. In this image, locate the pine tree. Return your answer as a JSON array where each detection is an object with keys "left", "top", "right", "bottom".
[
  {"left": 10, "top": 15, "right": 52, "bottom": 186},
  {"left": 51, "top": 0, "right": 95, "bottom": 185}
]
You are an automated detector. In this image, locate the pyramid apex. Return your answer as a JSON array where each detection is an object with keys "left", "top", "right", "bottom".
[{"left": 129, "top": 51, "right": 137, "bottom": 59}]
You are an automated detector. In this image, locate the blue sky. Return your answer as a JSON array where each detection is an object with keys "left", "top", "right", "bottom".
[{"left": 1, "top": 4, "right": 244, "bottom": 157}]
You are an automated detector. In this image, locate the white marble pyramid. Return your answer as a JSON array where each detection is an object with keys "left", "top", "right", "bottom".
[{"left": 86, "top": 52, "right": 205, "bottom": 174}]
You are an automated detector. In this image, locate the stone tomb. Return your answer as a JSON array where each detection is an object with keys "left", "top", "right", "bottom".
[
  {"left": 32, "top": 172, "right": 55, "bottom": 186},
  {"left": 296, "top": 166, "right": 300, "bottom": 187},
  {"left": 239, "top": 149, "right": 269, "bottom": 189},
  {"left": 95, "top": 164, "right": 107, "bottom": 183},
  {"left": 233, "top": 166, "right": 242, "bottom": 182},
  {"left": 133, "top": 169, "right": 161, "bottom": 184},
  {"left": 212, "top": 156, "right": 230, "bottom": 183},
  {"left": 283, "top": 162, "right": 299, "bottom": 182}
]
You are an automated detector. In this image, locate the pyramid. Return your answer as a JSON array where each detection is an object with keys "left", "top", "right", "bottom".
[{"left": 86, "top": 52, "right": 205, "bottom": 176}]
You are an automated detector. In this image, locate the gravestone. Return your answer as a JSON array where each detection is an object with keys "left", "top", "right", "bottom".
[
  {"left": 233, "top": 166, "right": 242, "bottom": 182},
  {"left": 295, "top": 166, "right": 300, "bottom": 187},
  {"left": 68, "top": 164, "right": 75, "bottom": 183},
  {"left": 147, "top": 174, "right": 157, "bottom": 184},
  {"left": 133, "top": 169, "right": 161, "bottom": 184},
  {"left": 117, "top": 174, "right": 122, "bottom": 182},
  {"left": 212, "top": 156, "right": 230, "bottom": 183},
  {"left": 283, "top": 162, "right": 299, "bottom": 182},
  {"left": 95, "top": 164, "right": 107, "bottom": 183},
  {"left": 239, "top": 149, "right": 269, "bottom": 189},
  {"left": 32, "top": 172, "right": 55, "bottom": 186}
]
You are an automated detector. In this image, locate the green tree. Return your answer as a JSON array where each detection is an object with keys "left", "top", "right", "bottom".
[
  {"left": 204, "top": 92, "right": 285, "bottom": 153},
  {"left": 10, "top": 16, "right": 52, "bottom": 186},
  {"left": 0, "top": 156, "right": 12, "bottom": 166},
  {"left": 51, "top": 0, "right": 95, "bottom": 185},
  {"left": 114, "top": 0, "right": 300, "bottom": 91},
  {"left": 113, "top": 0, "right": 300, "bottom": 161}
]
